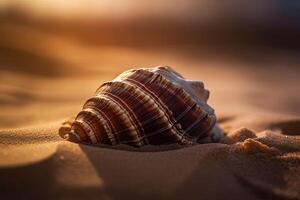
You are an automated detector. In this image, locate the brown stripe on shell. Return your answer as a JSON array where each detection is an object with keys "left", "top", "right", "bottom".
[
  {"left": 119, "top": 69, "right": 215, "bottom": 143},
  {"left": 75, "top": 110, "right": 105, "bottom": 143},
  {"left": 71, "top": 118, "right": 97, "bottom": 143},
  {"left": 84, "top": 96, "right": 139, "bottom": 145},
  {"left": 70, "top": 121, "right": 89, "bottom": 142},
  {"left": 98, "top": 82, "right": 147, "bottom": 145},
  {"left": 91, "top": 95, "right": 144, "bottom": 146},
  {"left": 98, "top": 80, "right": 184, "bottom": 145},
  {"left": 84, "top": 98, "right": 117, "bottom": 145},
  {"left": 138, "top": 69, "right": 215, "bottom": 133},
  {"left": 115, "top": 77, "right": 188, "bottom": 144},
  {"left": 82, "top": 108, "right": 114, "bottom": 145}
]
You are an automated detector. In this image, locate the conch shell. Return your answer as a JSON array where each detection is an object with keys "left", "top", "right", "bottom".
[{"left": 61, "top": 66, "right": 222, "bottom": 147}]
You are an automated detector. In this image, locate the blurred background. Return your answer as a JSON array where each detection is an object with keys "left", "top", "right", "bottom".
[{"left": 0, "top": 0, "right": 300, "bottom": 129}]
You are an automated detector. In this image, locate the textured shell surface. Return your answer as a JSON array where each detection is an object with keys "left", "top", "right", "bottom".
[{"left": 69, "top": 66, "right": 221, "bottom": 147}]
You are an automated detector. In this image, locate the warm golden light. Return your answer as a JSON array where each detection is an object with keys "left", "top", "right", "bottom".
[{"left": 0, "top": 1, "right": 299, "bottom": 200}]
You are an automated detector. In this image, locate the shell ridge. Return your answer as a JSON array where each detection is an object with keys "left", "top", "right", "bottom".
[
  {"left": 77, "top": 109, "right": 102, "bottom": 143},
  {"left": 104, "top": 79, "right": 182, "bottom": 126},
  {"left": 84, "top": 96, "right": 120, "bottom": 144},
  {"left": 125, "top": 71, "right": 215, "bottom": 143},
  {"left": 91, "top": 95, "right": 126, "bottom": 144},
  {"left": 82, "top": 107, "right": 117, "bottom": 145},
  {"left": 84, "top": 97, "right": 126, "bottom": 120},
  {"left": 124, "top": 78, "right": 180, "bottom": 126},
  {"left": 152, "top": 69, "right": 214, "bottom": 116},
  {"left": 95, "top": 81, "right": 112, "bottom": 94},
  {"left": 123, "top": 77, "right": 190, "bottom": 142},
  {"left": 85, "top": 97, "right": 159, "bottom": 140},
  {"left": 116, "top": 76, "right": 188, "bottom": 142},
  {"left": 104, "top": 80, "right": 178, "bottom": 143},
  {"left": 87, "top": 105, "right": 146, "bottom": 139},
  {"left": 69, "top": 130, "right": 81, "bottom": 141},
  {"left": 74, "top": 119, "right": 98, "bottom": 144},
  {"left": 70, "top": 121, "right": 89, "bottom": 142},
  {"left": 144, "top": 70, "right": 214, "bottom": 139},
  {"left": 101, "top": 91, "right": 147, "bottom": 144},
  {"left": 98, "top": 93, "right": 145, "bottom": 146}
]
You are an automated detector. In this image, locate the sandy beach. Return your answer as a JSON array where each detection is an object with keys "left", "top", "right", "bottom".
[{"left": 1, "top": 2, "right": 300, "bottom": 199}]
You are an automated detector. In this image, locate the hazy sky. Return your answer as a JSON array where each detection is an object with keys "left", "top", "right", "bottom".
[
  {"left": 0, "top": 0, "right": 299, "bottom": 26},
  {"left": 0, "top": 0, "right": 273, "bottom": 21},
  {"left": 0, "top": 0, "right": 212, "bottom": 19}
]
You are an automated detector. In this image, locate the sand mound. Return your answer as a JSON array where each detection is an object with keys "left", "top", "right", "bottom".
[{"left": 0, "top": 115, "right": 299, "bottom": 200}]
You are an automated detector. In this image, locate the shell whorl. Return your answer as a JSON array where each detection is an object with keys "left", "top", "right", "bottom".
[{"left": 70, "top": 67, "right": 218, "bottom": 147}]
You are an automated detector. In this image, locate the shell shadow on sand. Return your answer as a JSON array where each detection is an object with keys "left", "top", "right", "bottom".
[{"left": 0, "top": 145, "right": 109, "bottom": 200}]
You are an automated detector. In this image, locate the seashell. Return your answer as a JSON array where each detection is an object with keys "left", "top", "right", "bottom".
[{"left": 65, "top": 66, "right": 222, "bottom": 147}]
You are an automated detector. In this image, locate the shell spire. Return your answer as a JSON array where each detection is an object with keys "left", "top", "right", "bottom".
[{"left": 67, "top": 66, "right": 222, "bottom": 147}]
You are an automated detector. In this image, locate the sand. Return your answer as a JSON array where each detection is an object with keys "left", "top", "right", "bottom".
[{"left": 1, "top": 23, "right": 300, "bottom": 199}]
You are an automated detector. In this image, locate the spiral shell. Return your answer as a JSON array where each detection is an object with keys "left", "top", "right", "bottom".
[{"left": 69, "top": 66, "right": 220, "bottom": 147}]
